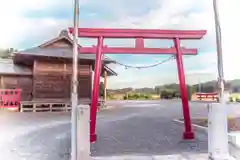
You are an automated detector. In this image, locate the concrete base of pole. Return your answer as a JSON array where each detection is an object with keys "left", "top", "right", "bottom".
[
  {"left": 207, "top": 91, "right": 235, "bottom": 160},
  {"left": 77, "top": 105, "right": 91, "bottom": 159},
  {"left": 183, "top": 131, "right": 195, "bottom": 139},
  {"left": 71, "top": 93, "right": 78, "bottom": 160},
  {"left": 209, "top": 155, "right": 236, "bottom": 160},
  {"left": 208, "top": 103, "right": 230, "bottom": 157},
  {"left": 229, "top": 132, "right": 240, "bottom": 148},
  {"left": 78, "top": 151, "right": 93, "bottom": 160},
  {"left": 90, "top": 134, "right": 97, "bottom": 143}
]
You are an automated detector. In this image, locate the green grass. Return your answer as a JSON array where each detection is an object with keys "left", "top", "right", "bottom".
[
  {"left": 230, "top": 93, "right": 240, "bottom": 98},
  {"left": 230, "top": 93, "right": 240, "bottom": 101}
]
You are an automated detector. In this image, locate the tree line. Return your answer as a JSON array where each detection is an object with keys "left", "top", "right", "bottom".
[
  {"left": 98, "top": 74, "right": 240, "bottom": 100},
  {"left": 154, "top": 84, "right": 195, "bottom": 100},
  {"left": 0, "top": 48, "right": 17, "bottom": 59}
]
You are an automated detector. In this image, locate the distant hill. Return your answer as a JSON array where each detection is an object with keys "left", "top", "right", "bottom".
[
  {"left": 108, "top": 79, "right": 240, "bottom": 95},
  {"left": 107, "top": 87, "right": 156, "bottom": 95},
  {"left": 134, "top": 87, "right": 156, "bottom": 93},
  {"left": 230, "top": 79, "right": 240, "bottom": 87},
  {"left": 107, "top": 88, "right": 133, "bottom": 95},
  {"left": 192, "top": 79, "right": 240, "bottom": 92}
]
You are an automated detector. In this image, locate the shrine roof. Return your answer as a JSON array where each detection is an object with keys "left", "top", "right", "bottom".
[{"left": 0, "top": 59, "right": 32, "bottom": 76}]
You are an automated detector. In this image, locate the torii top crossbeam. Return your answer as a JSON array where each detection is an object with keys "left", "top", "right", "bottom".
[
  {"left": 69, "top": 27, "right": 206, "bottom": 39},
  {"left": 68, "top": 28, "right": 206, "bottom": 55}
]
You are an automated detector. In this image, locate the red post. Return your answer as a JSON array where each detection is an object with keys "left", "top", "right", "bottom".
[
  {"left": 90, "top": 36, "right": 104, "bottom": 143},
  {"left": 174, "top": 38, "right": 195, "bottom": 140}
]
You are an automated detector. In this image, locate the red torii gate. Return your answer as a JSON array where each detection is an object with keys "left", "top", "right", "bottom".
[{"left": 68, "top": 27, "right": 207, "bottom": 143}]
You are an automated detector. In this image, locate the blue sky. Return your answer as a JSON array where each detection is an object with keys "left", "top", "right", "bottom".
[{"left": 0, "top": 0, "right": 239, "bottom": 89}]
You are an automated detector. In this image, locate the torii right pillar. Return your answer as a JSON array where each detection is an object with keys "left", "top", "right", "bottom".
[{"left": 174, "top": 38, "right": 194, "bottom": 139}]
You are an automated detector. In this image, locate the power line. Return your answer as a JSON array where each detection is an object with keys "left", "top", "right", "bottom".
[{"left": 109, "top": 55, "right": 176, "bottom": 69}]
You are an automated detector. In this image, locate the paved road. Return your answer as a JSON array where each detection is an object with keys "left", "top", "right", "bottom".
[
  {"left": 0, "top": 112, "right": 71, "bottom": 160},
  {"left": 0, "top": 100, "right": 239, "bottom": 159},
  {"left": 92, "top": 101, "right": 208, "bottom": 159}
]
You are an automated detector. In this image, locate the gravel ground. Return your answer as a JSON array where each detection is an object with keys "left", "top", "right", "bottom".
[
  {"left": 91, "top": 106, "right": 208, "bottom": 157},
  {"left": 185, "top": 117, "right": 240, "bottom": 132},
  {"left": 1, "top": 100, "right": 240, "bottom": 160}
]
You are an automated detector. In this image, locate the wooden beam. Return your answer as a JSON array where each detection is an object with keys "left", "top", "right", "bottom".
[
  {"left": 103, "top": 70, "right": 107, "bottom": 102},
  {"left": 69, "top": 27, "right": 206, "bottom": 39},
  {"left": 0, "top": 76, "right": 4, "bottom": 89},
  {"left": 32, "top": 60, "right": 37, "bottom": 100},
  {"left": 90, "top": 65, "right": 93, "bottom": 99},
  {"left": 78, "top": 46, "right": 198, "bottom": 55}
]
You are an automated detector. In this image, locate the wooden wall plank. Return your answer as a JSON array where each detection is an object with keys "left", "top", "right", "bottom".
[{"left": 33, "top": 59, "right": 91, "bottom": 100}]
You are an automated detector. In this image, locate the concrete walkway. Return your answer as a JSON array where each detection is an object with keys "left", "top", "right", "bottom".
[
  {"left": 1, "top": 100, "right": 240, "bottom": 159},
  {"left": 94, "top": 154, "right": 208, "bottom": 160}
]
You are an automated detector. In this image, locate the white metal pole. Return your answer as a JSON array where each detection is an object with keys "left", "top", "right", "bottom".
[
  {"left": 71, "top": 0, "right": 79, "bottom": 159},
  {"left": 210, "top": 0, "right": 234, "bottom": 159},
  {"left": 213, "top": 0, "right": 224, "bottom": 98}
]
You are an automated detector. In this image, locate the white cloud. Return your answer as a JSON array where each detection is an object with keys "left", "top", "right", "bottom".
[
  {"left": 107, "top": 53, "right": 217, "bottom": 89},
  {"left": 107, "top": 49, "right": 238, "bottom": 88},
  {"left": 0, "top": 15, "right": 70, "bottom": 48},
  {"left": 1, "top": 0, "right": 240, "bottom": 88},
  {"left": 107, "top": 64, "right": 178, "bottom": 89},
  {"left": 107, "top": 0, "right": 240, "bottom": 88},
  {"left": 0, "top": 0, "right": 74, "bottom": 48},
  {"left": 217, "top": 1, "right": 240, "bottom": 80}
]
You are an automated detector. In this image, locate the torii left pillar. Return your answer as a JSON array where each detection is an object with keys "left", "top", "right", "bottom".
[
  {"left": 90, "top": 36, "right": 104, "bottom": 142},
  {"left": 174, "top": 38, "right": 194, "bottom": 139}
]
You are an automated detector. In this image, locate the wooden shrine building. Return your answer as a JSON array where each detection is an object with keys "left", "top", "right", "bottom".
[{"left": 0, "top": 30, "right": 116, "bottom": 107}]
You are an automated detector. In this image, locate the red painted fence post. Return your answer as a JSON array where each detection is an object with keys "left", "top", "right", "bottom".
[
  {"left": 0, "top": 89, "right": 21, "bottom": 109},
  {"left": 174, "top": 38, "right": 195, "bottom": 140},
  {"left": 90, "top": 36, "right": 104, "bottom": 143}
]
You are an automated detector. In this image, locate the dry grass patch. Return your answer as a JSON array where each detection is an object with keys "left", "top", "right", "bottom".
[{"left": 178, "top": 117, "right": 240, "bottom": 132}]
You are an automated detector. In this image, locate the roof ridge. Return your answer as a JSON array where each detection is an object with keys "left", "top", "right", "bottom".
[{"left": 59, "top": 30, "right": 69, "bottom": 37}]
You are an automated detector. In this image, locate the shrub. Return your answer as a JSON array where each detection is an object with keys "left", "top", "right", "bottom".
[
  {"left": 160, "top": 90, "right": 175, "bottom": 99},
  {"left": 144, "top": 94, "right": 151, "bottom": 99},
  {"left": 123, "top": 93, "right": 152, "bottom": 100},
  {"left": 229, "top": 97, "right": 234, "bottom": 102},
  {"left": 107, "top": 94, "right": 117, "bottom": 100},
  {"left": 129, "top": 93, "right": 140, "bottom": 100},
  {"left": 236, "top": 97, "right": 240, "bottom": 102}
]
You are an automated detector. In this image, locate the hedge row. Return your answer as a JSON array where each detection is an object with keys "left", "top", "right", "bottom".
[
  {"left": 229, "top": 97, "right": 240, "bottom": 102},
  {"left": 123, "top": 93, "right": 151, "bottom": 100}
]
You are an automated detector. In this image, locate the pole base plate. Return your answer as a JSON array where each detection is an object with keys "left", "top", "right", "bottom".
[
  {"left": 183, "top": 131, "right": 195, "bottom": 140},
  {"left": 90, "top": 134, "right": 97, "bottom": 143}
]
